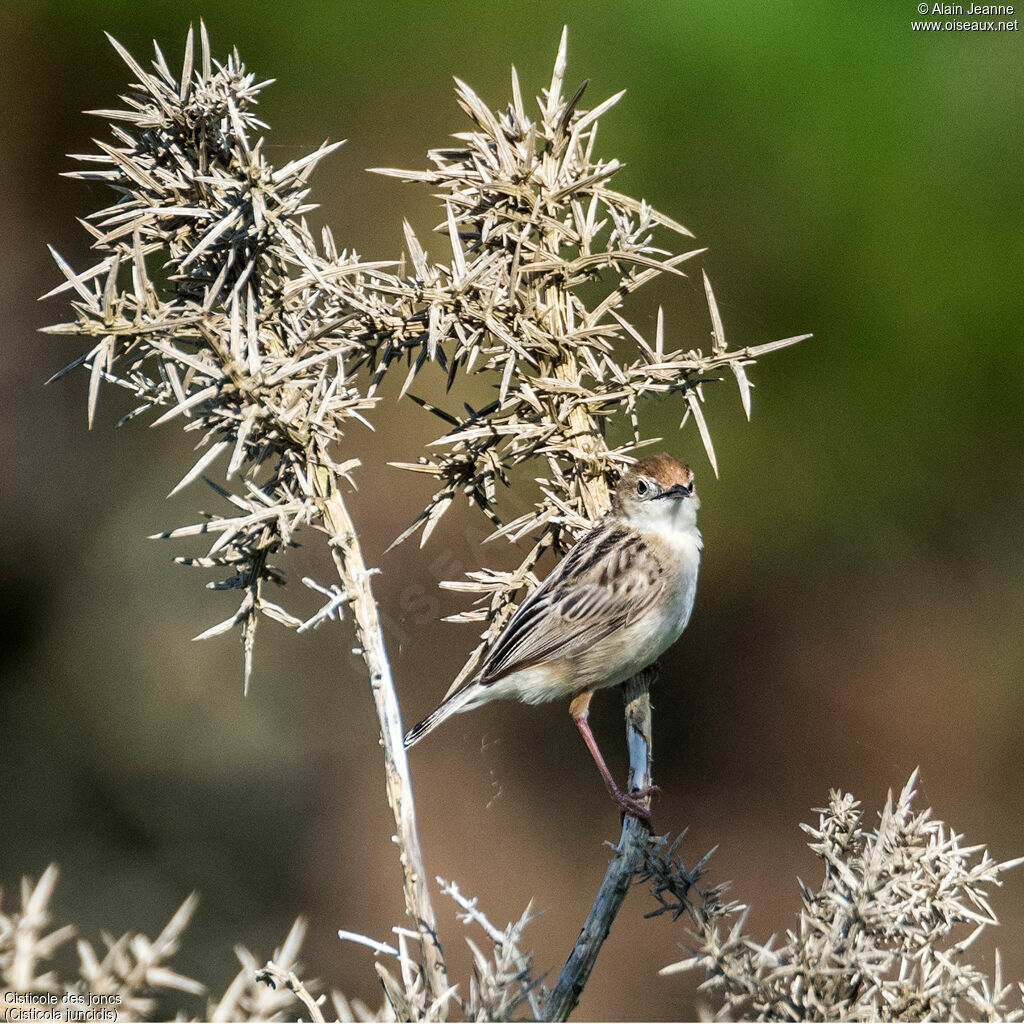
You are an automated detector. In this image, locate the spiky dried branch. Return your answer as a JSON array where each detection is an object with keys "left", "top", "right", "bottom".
[
  {"left": 653, "top": 772, "right": 1024, "bottom": 1022},
  {"left": 439, "top": 878, "right": 547, "bottom": 1021},
  {"left": 0, "top": 865, "right": 339, "bottom": 1022},
  {"left": 0, "top": 865, "right": 204, "bottom": 1020},
  {"left": 378, "top": 25, "right": 808, "bottom": 694},
  {"left": 335, "top": 880, "right": 545, "bottom": 1022},
  {"left": 42, "top": 24, "right": 446, "bottom": 1001}
]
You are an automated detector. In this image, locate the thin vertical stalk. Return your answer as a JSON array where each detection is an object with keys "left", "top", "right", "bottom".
[{"left": 316, "top": 468, "right": 448, "bottom": 1002}]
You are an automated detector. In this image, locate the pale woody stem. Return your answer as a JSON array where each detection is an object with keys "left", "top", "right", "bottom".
[
  {"left": 317, "top": 474, "right": 448, "bottom": 1001},
  {"left": 554, "top": 352, "right": 606, "bottom": 519}
]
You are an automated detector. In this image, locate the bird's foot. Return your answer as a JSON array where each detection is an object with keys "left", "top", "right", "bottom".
[{"left": 611, "top": 784, "right": 661, "bottom": 830}]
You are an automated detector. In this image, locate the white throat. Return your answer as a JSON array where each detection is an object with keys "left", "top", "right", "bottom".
[{"left": 624, "top": 496, "right": 702, "bottom": 550}]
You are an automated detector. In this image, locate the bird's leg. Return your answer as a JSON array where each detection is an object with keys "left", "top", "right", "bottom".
[{"left": 570, "top": 691, "right": 657, "bottom": 829}]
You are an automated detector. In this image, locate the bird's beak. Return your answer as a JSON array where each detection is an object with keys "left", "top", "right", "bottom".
[{"left": 657, "top": 482, "right": 694, "bottom": 500}]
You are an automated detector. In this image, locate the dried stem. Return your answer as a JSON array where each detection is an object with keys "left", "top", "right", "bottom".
[
  {"left": 544, "top": 668, "right": 657, "bottom": 1022},
  {"left": 317, "top": 474, "right": 448, "bottom": 1000}
]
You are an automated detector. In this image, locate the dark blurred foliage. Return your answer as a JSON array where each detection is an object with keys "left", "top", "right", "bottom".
[{"left": 1, "top": 2, "right": 1021, "bottom": 1020}]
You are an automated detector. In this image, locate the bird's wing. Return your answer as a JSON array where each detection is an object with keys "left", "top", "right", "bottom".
[{"left": 475, "top": 523, "right": 664, "bottom": 687}]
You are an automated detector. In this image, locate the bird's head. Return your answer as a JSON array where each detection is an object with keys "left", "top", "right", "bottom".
[{"left": 612, "top": 454, "right": 699, "bottom": 535}]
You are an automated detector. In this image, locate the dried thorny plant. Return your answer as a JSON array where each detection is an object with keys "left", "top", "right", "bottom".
[
  {"left": 42, "top": 22, "right": 447, "bottom": 999},
  {"left": 377, "top": 28, "right": 809, "bottom": 691},
  {"left": 40, "top": 21, "right": 947, "bottom": 1024},
  {"left": 332, "top": 880, "right": 545, "bottom": 1023},
  {"left": 8, "top": 771, "right": 1023, "bottom": 1024},
  {"left": 0, "top": 861, "right": 543, "bottom": 1024},
  {"left": 648, "top": 771, "right": 1024, "bottom": 1022},
  {"left": 0, "top": 864, "right": 313, "bottom": 1021},
  {"left": 437, "top": 879, "right": 546, "bottom": 1022},
  {"left": 43, "top": 24, "right": 384, "bottom": 694}
]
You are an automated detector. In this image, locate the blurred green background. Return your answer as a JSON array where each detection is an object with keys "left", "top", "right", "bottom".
[{"left": 2, "top": 1, "right": 1022, "bottom": 1019}]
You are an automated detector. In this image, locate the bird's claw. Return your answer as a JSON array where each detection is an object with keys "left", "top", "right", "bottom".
[{"left": 612, "top": 784, "right": 660, "bottom": 830}]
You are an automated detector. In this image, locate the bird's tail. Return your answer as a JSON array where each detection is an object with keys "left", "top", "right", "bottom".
[{"left": 404, "top": 684, "right": 480, "bottom": 748}]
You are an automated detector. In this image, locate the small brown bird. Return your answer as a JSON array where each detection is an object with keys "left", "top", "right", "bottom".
[{"left": 405, "top": 454, "right": 702, "bottom": 826}]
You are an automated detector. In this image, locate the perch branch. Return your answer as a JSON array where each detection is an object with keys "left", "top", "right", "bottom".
[{"left": 543, "top": 667, "right": 657, "bottom": 1021}]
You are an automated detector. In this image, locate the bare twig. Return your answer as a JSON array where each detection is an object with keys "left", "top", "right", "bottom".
[{"left": 543, "top": 668, "right": 656, "bottom": 1021}]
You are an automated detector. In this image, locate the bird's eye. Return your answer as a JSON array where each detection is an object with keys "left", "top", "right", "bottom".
[{"left": 635, "top": 478, "right": 650, "bottom": 497}]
